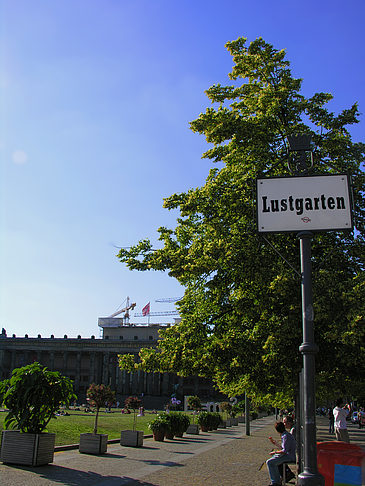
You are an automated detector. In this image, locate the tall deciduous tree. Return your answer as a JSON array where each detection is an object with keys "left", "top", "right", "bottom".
[{"left": 118, "top": 37, "right": 364, "bottom": 406}]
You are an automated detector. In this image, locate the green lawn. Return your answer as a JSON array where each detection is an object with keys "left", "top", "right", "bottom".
[{"left": 0, "top": 410, "right": 165, "bottom": 446}]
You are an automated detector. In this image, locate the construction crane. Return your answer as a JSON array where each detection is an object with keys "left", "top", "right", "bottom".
[
  {"left": 155, "top": 297, "right": 182, "bottom": 303},
  {"left": 134, "top": 310, "right": 179, "bottom": 317},
  {"left": 108, "top": 297, "right": 136, "bottom": 324},
  {"left": 134, "top": 298, "right": 180, "bottom": 319}
]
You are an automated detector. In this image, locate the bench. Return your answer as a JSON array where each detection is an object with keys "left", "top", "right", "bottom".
[{"left": 282, "top": 460, "right": 296, "bottom": 484}]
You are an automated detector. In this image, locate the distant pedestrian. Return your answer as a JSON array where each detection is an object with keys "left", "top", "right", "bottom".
[
  {"left": 333, "top": 398, "right": 351, "bottom": 443},
  {"left": 328, "top": 407, "right": 335, "bottom": 434}
]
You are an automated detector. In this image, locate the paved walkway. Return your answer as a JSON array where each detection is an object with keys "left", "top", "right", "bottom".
[{"left": 0, "top": 416, "right": 364, "bottom": 486}]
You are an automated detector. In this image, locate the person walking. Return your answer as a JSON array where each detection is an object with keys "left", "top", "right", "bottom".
[{"left": 333, "top": 398, "right": 351, "bottom": 443}]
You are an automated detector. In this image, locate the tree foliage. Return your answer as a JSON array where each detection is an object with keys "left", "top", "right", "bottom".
[
  {"left": 86, "top": 383, "right": 115, "bottom": 434},
  {"left": 124, "top": 395, "right": 142, "bottom": 431},
  {"left": 118, "top": 36, "right": 365, "bottom": 405}
]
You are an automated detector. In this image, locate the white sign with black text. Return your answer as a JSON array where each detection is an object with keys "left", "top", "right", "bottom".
[{"left": 256, "top": 174, "right": 353, "bottom": 233}]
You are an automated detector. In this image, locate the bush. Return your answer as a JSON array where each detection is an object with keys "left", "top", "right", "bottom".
[
  {"left": 148, "top": 413, "right": 170, "bottom": 433},
  {"left": 178, "top": 412, "right": 191, "bottom": 433},
  {"left": 187, "top": 395, "right": 201, "bottom": 411},
  {"left": 0, "top": 362, "right": 76, "bottom": 434},
  {"left": 220, "top": 401, "right": 233, "bottom": 418},
  {"left": 211, "top": 412, "right": 221, "bottom": 429},
  {"left": 197, "top": 411, "right": 211, "bottom": 428},
  {"left": 166, "top": 411, "right": 190, "bottom": 436}
]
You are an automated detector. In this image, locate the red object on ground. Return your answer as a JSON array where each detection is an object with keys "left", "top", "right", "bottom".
[{"left": 317, "top": 441, "right": 365, "bottom": 486}]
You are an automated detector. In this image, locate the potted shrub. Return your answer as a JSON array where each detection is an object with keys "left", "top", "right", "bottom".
[
  {"left": 186, "top": 395, "right": 201, "bottom": 434},
  {"left": 235, "top": 400, "right": 246, "bottom": 423},
  {"left": 220, "top": 401, "right": 233, "bottom": 426},
  {"left": 174, "top": 413, "right": 191, "bottom": 438},
  {"left": 164, "top": 412, "right": 191, "bottom": 439},
  {"left": 211, "top": 412, "right": 221, "bottom": 430},
  {"left": 197, "top": 411, "right": 211, "bottom": 432},
  {"left": 0, "top": 362, "right": 75, "bottom": 466},
  {"left": 120, "top": 396, "right": 144, "bottom": 447},
  {"left": 79, "top": 383, "right": 115, "bottom": 455},
  {"left": 229, "top": 404, "right": 239, "bottom": 425},
  {"left": 148, "top": 414, "right": 170, "bottom": 441}
]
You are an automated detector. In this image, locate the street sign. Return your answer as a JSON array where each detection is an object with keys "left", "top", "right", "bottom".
[{"left": 256, "top": 174, "right": 353, "bottom": 233}]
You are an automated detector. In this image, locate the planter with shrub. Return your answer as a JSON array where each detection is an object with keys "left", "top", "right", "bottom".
[
  {"left": 0, "top": 362, "right": 75, "bottom": 466},
  {"left": 79, "top": 383, "right": 115, "bottom": 455},
  {"left": 197, "top": 411, "right": 211, "bottom": 432},
  {"left": 120, "top": 396, "right": 144, "bottom": 447},
  {"left": 186, "top": 396, "right": 201, "bottom": 434},
  {"left": 174, "top": 413, "right": 191, "bottom": 437},
  {"left": 148, "top": 414, "right": 170, "bottom": 441}
]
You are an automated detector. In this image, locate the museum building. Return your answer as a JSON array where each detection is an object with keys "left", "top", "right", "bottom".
[{"left": 0, "top": 320, "right": 220, "bottom": 407}]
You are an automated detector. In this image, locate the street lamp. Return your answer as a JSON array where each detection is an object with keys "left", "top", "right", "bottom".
[{"left": 288, "top": 135, "right": 324, "bottom": 486}]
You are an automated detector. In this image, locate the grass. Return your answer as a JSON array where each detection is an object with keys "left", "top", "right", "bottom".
[{"left": 0, "top": 409, "right": 162, "bottom": 446}]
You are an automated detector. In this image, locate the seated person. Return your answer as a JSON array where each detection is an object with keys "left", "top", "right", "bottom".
[
  {"left": 269, "top": 415, "right": 296, "bottom": 481},
  {"left": 266, "top": 421, "right": 296, "bottom": 486}
]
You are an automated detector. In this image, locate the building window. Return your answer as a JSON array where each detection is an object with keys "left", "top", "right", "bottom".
[
  {"left": 119, "top": 336, "right": 123, "bottom": 340},
  {"left": 134, "top": 336, "right": 138, "bottom": 340},
  {"left": 149, "top": 336, "right": 153, "bottom": 340}
]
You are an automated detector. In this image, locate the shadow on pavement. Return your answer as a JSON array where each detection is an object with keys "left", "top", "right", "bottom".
[
  {"left": 133, "top": 459, "right": 185, "bottom": 468},
  {"left": 3, "top": 464, "right": 130, "bottom": 486},
  {"left": 122, "top": 479, "right": 166, "bottom": 486}
]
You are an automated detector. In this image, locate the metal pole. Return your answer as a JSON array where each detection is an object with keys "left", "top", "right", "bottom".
[
  {"left": 245, "top": 392, "right": 250, "bottom": 436},
  {"left": 298, "top": 369, "right": 304, "bottom": 474},
  {"left": 297, "top": 232, "right": 324, "bottom": 486}
]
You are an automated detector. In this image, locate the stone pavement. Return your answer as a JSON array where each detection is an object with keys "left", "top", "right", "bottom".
[{"left": 0, "top": 415, "right": 364, "bottom": 486}]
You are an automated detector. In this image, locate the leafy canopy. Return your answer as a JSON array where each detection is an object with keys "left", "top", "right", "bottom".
[
  {"left": 118, "top": 36, "right": 365, "bottom": 406},
  {"left": 86, "top": 383, "right": 115, "bottom": 434},
  {"left": 124, "top": 395, "right": 142, "bottom": 431}
]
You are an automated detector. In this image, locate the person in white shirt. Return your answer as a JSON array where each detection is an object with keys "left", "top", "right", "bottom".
[{"left": 333, "top": 398, "right": 351, "bottom": 443}]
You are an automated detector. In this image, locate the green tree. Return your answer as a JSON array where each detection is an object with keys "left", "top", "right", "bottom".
[
  {"left": 124, "top": 395, "right": 142, "bottom": 431},
  {"left": 86, "top": 383, "right": 115, "bottom": 434},
  {"left": 118, "top": 36, "right": 365, "bottom": 405}
]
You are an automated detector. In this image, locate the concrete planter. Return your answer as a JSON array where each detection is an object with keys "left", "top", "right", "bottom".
[
  {"left": 152, "top": 430, "right": 165, "bottom": 442},
  {"left": 120, "top": 430, "right": 144, "bottom": 447},
  {"left": 164, "top": 430, "right": 175, "bottom": 440},
  {"left": 186, "top": 424, "right": 199, "bottom": 434},
  {"left": 79, "top": 433, "right": 108, "bottom": 455},
  {"left": 1, "top": 430, "right": 55, "bottom": 466}
]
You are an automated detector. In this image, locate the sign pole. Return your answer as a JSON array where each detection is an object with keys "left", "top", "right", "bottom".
[
  {"left": 245, "top": 392, "right": 250, "bottom": 436},
  {"left": 256, "top": 136, "right": 352, "bottom": 486},
  {"left": 297, "top": 231, "right": 324, "bottom": 486}
]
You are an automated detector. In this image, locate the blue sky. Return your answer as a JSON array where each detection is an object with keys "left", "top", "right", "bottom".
[{"left": 1, "top": 0, "right": 364, "bottom": 338}]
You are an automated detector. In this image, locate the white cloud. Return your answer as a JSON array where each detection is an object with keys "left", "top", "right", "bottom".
[{"left": 12, "top": 150, "right": 28, "bottom": 165}]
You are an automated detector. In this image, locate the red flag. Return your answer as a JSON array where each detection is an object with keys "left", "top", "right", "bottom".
[{"left": 142, "top": 302, "right": 150, "bottom": 316}]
